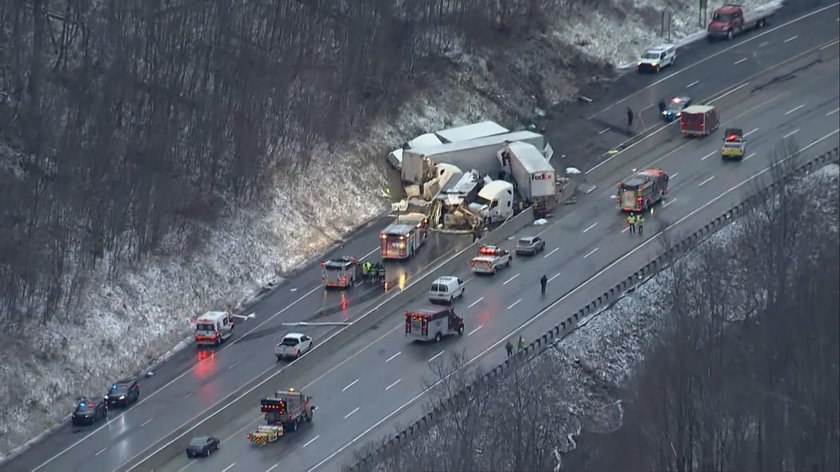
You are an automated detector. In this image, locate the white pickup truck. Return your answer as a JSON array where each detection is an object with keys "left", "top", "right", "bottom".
[
  {"left": 469, "top": 245, "right": 512, "bottom": 275},
  {"left": 274, "top": 333, "right": 313, "bottom": 361}
]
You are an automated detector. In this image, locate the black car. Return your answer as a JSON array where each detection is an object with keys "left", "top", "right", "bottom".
[
  {"left": 72, "top": 397, "right": 108, "bottom": 426},
  {"left": 662, "top": 96, "right": 692, "bottom": 122},
  {"left": 185, "top": 436, "right": 220, "bottom": 458},
  {"left": 515, "top": 236, "right": 546, "bottom": 255},
  {"left": 105, "top": 379, "right": 140, "bottom": 407}
]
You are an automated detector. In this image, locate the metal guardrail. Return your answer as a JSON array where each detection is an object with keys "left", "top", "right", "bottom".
[{"left": 346, "top": 146, "right": 840, "bottom": 472}]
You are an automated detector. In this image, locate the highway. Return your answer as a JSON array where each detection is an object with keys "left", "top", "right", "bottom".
[
  {"left": 4, "top": 2, "right": 836, "bottom": 472},
  {"left": 153, "top": 37, "right": 840, "bottom": 472}
]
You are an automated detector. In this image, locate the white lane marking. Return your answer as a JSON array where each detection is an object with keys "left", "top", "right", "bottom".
[
  {"left": 268, "top": 466, "right": 278, "bottom": 472},
  {"left": 428, "top": 351, "right": 445, "bottom": 363},
  {"left": 744, "top": 128, "right": 759, "bottom": 137},
  {"left": 140, "top": 418, "right": 153, "bottom": 427},
  {"left": 582, "top": 222, "right": 598, "bottom": 233},
  {"left": 663, "top": 198, "right": 678, "bottom": 208},
  {"left": 222, "top": 464, "right": 236, "bottom": 472},
  {"left": 583, "top": 3, "right": 837, "bottom": 121},
  {"left": 585, "top": 185, "right": 598, "bottom": 194},
  {"left": 828, "top": 107, "right": 840, "bottom": 117},
  {"left": 344, "top": 407, "right": 360, "bottom": 419},
  {"left": 687, "top": 80, "right": 699, "bottom": 88},
  {"left": 701, "top": 151, "right": 716, "bottom": 161},
  {"left": 34, "top": 283, "right": 324, "bottom": 471},
  {"left": 307, "top": 129, "right": 840, "bottom": 472},
  {"left": 670, "top": 172, "right": 679, "bottom": 180},
  {"left": 547, "top": 272, "right": 562, "bottom": 283},
  {"left": 744, "top": 152, "right": 757, "bottom": 161},
  {"left": 468, "top": 297, "right": 484, "bottom": 308},
  {"left": 227, "top": 362, "right": 240, "bottom": 371},
  {"left": 583, "top": 248, "right": 599, "bottom": 259},
  {"left": 507, "top": 299, "right": 522, "bottom": 310},
  {"left": 641, "top": 104, "right": 653, "bottom": 112},
  {"left": 785, "top": 104, "right": 805, "bottom": 115},
  {"left": 222, "top": 415, "right": 263, "bottom": 443},
  {"left": 544, "top": 247, "right": 560, "bottom": 258},
  {"left": 503, "top": 273, "right": 520, "bottom": 285},
  {"left": 95, "top": 447, "right": 108, "bottom": 457},
  {"left": 621, "top": 227, "right": 630, "bottom": 233},
  {"left": 468, "top": 325, "right": 484, "bottom": 336},
  {"left": 385, "top": 379, "right": 402, "bottom": 391},
  {"left": 598, "top": 127, "right": 610, "bottom": 135},
  {"left": 699, "top": 175, "right": 716, "bottom": 187},
  {"left": 784, "top": 34, "right": 799, "bottom": 43},
  {"left": 734, "top": 57, "right": 748, "bottom": 65},
  {"left": 303, "top": 436, "right": 320, "bottom": 448},
  {"left": 385, "top": 351, "right": 401, "bottom": 363},
  {"left": 341, "top": 379, "right": 359, "bottom": 392},
  {"left": 783, "top": 129, "right": 800, "bottom": 139}
]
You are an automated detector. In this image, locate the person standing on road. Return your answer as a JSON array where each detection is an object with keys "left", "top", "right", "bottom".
[
  {"left": 658, "top": 98, "right": 666, "bottom": 114},
  {"left": 505, "top": 340, "right": 514, "bottom": 357},
  {"left": 518, "top": 335, "right": 526, "bottom": 351},
  {"left": 540, "top": 274, "right": 548, "bottom": 295},
  {"left": 637, "top": 214, "right": 645, "bottom": 236},
  {"left": 627, "top": 106, "right": 634, "bottom": 128},
  {"left": 627, "top": 213, "right": 636, "bottom": 234}
]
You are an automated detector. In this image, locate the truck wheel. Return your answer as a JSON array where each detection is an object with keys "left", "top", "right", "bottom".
[
  {"left": 458, "top": 324, "right": 464, "bottom": 335},
  {"left": 435, "top": 332, "right": 442, "bottom": 343},
  {"left": 655, "top": 64, "right": 660, "bottom": 73},
  {"left": 276, "top": 355, "right": 281, "bottom": 363},
  {"left": 289, "top": 420, "right": 298, "bottom": 432},
  {"left": 727, "top": 30, "right": 733, "bottom": 40},
  {"left": 307, "top": 408, "right": 314, "bottom": 422},
  {"left": 449, "top": 296, "right": 454, "bottom": 305}
]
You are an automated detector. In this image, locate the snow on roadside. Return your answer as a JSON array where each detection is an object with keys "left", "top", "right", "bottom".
[{"left": 0, "top": 0, "right": 788, "bottom": 462}]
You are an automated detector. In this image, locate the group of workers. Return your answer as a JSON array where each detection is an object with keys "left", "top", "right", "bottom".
[
  {"left": 626, "top": 212, "right": 646, "bottom": 235},
  {"left": 360, "top": 260, "right": 386, "bottom": 283},
  {"left": 505, "top": 335, "right": 527, "bottom": 357}
]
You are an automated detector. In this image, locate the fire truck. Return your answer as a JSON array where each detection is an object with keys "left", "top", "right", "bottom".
[
  {"left": 247, "top": 388, "right": 314, "bottom": 446},
  {"left": 405, "top": 306, "right": 465, "bottom": 343},
  {"left": 321, "top": 257, "right": 359, "bottom": 289},
  {"left": 380, "top": 213, "right": 429, "bottom": 260},
  {"left": 617, "top": 169, "right": 669, "bottom": 213}
]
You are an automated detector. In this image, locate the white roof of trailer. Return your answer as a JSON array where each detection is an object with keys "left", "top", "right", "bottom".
[
  {"left": 506, "top": 141, "right": 554, "bottom": 174},
  {"left": 435, "top": 121, "right": 509, "bottom": 144}
]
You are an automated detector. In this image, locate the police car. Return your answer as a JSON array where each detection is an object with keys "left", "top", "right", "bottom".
[
  {"left": 662, "top": 96, "right": 692, "bottom": 122},
  {"left": 72, "top": 396, "right": 108, "bottom": 426}
]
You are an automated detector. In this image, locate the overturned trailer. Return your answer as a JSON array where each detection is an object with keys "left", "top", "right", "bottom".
[{"left": 387, "top": 121, "right": 509, "bottom": 170}]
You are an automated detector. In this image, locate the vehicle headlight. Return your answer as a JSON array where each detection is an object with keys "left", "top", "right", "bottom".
[
  {"left": 651, "top": 61, "right": 658, "bottom": 66},
  {"left": 119, "top": 395, "right": 125, "bottom": 400}
]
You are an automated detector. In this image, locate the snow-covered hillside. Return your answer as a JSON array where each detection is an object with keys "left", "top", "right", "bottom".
[{"left": 0, "top": 0, "right": 777, "bottom": 462}]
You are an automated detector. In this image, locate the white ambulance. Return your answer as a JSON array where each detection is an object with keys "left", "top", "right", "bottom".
[{"left": 194, "top": 311, "right": 235, "bottom": 346}]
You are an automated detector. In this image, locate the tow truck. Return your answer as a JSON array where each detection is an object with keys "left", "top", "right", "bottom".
[
  {"left": 721, "top": 128, "right": 746, "bottom": 160},
  {"left": 321, "top": 257, "right": 359, "bottom": 289},
  {"left": 469, "top": 245, "right": 512, "bottom": 275},
  {"left": 617, "top": 168, "right": 670, "bottom": 213},
  {"left": 247, "top": 388, "right": 314, "bottom": 446}
]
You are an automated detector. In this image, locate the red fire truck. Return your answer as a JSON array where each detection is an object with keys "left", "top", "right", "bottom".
[
  {"left": 404, "top": 306, "right": 465, "bottom": 343},
  {"left": 380, "top": 213, "right": 428, "bottom": 260},
  {"left": 617, "top": 169, "right": 670, "bottom": 213}
]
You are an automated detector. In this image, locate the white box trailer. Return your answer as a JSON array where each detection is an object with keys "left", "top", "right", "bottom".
[
  {"left": 401, "top": 131, "right": 545, "bottom": 184},
  {"left": 434, "top": 121, "right": 509, "bottom": 144},
  {"left": 500, "top": 142, "right": 556, "bottom": 217}
]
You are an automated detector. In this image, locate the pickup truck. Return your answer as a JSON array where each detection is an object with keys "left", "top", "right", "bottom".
[
  {"left": 274, "top": 333, "right": 313, "bottom": 361},
  {"left": 469, "top": 245, "right": 512, "bottom": 275},
  {"left": 707, "top": 3, "right": 773, "bottom": 41}
]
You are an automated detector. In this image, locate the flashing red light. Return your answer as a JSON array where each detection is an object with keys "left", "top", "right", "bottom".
[
  {"left": 671, "top": 97, "right": 682, "bottom": 103},
  {"left": 379, "top": 233, "right": 387, "bottom": 239},
  {"left": 727, "top": 134, "right": 738, "bottom": 141},
  {"left": 478, "top": 246, "right": 496, "bottom": 255},
  {"left": 340, "top": 276, "right": 346, "bottom": 284},
  {"left": 637, "top": 196, "right": 643, "bottom": 204},
  {"left": 320, "top": 261, "right": 325, "bottom": 266},
  {"left": 246, "top": 434, "right": 251, "bottom": 439}
]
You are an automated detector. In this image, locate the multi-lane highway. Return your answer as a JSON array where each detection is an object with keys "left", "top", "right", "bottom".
[
  {"left": 4, "top": 2, "right": 837, "bottom": 472},
  {"left": 154, "top": 31, "right": 840, "bottom": 472}
]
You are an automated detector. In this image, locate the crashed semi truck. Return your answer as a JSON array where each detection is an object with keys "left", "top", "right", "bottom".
[
  {"left": 499, "top": 141, "right": 557, "bottom": 217},
  {"left": 400, "top": 131, "right": 545, "bottom": 185},
  {"left": 387, "top": 121, "right": 510, "bottom": 170}
]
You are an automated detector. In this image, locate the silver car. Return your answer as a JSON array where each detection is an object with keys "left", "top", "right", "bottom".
[{"left": 515, "top": 236, "right": 545, "bottom": 255}]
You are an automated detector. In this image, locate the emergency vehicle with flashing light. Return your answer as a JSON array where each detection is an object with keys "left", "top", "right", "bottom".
[
  {"left": 469, "top": 245, "right": 512, "bottom": 275},
  {"left": 721, "top": 128, "right": 747, "bottom": 160},
  {"left": 617, "top": 169, "right": 670, "bottom": 213},
  {"left": 379, "top": 213, "right": 428, "bottom": 260},
  {"left": 321, "top": 256, "right": 359, "bottom": 289},
  {"left": 405, "top": 306, "right": 465, "bottom": 343},
  {"left": 105, "top": 378, "right": 140, "bottom": 407},
  {"left": 194, "top": 311, "right": 235, "bottom": 347},
  {"left": 72, "top": 396, "right": 108, "bottom": 426},
  {"left": 247, "top": 388, "right": 314, "bottom": 445},
  {"left": 662, "top": 96, "right": 692, "bottom": 122}
]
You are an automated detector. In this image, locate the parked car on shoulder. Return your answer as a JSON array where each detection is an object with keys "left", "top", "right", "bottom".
[
  {"left": 72, "top": 397, "right": 108, "bottom": 426},
  {"left": 105, "top": 379, "right": 140, "bottom": 408},
  {"left": 185, "top": 436, "right": 220, "bottom": 458},
  {"left": 515, "top": 236, "right": 546, "bottom": 255},
  {"left": 428, "top": 276, "right": 466, "bottom": 304},
  {"left": 275, "top": 333, "right": 313, "bottom": 361},
  {"left": 662, "top": 96, "right": 692, "bottom": 122},
  {"left": 637, "top": 44, "right": 676, "bottom": 73}
]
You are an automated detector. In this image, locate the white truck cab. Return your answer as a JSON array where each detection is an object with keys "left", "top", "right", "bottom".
[
  {"left": 194, "top": 311, "right": 235, "bottom": 346},
  {"left": 637, "top": 44, "right": 676, "bottom": 72},
  {"left": 468, "top": 180, "right": 514, "bottom": 224}
]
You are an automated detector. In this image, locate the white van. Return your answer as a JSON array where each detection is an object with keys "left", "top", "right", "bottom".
[
  {"left": 194, "top": 311, "right": 235, "bottom": 346},
  {"left": 468, "top": 181, "right": 514, "bottom": 224},
  {"left": 637, "top": 44, "right": 677, "bottom": 73},
  {"left": 428, "top": 276, "right": 465, "bottom": 304}
]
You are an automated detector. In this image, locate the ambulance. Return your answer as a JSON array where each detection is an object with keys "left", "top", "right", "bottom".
[{"left": 194, "top": 311, "right": 235, "bottom": 346}]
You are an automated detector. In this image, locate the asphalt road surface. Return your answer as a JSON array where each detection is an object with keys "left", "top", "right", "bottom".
[
  {"left": 153, "top": 41, "right": 840, "bottom": 472},
  {"left": 5, "top": 2, "right": 837, "bottom": 471}
]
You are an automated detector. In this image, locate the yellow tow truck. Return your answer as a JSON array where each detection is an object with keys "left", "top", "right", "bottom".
[{"left": 721, "top": 128, "right": 747, "bottom": 161}]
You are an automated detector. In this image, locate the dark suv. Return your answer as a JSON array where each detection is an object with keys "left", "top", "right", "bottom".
[
  {"left": 105, "top": 379, "right": 140, "bottom": 407},
  {"left": 72, "top": 397, "right": 108, "bottom": 426}
]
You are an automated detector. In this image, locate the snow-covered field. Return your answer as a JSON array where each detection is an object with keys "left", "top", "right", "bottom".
[{"left": 0, "top": 0, "right": 782, "bottom": 462}]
